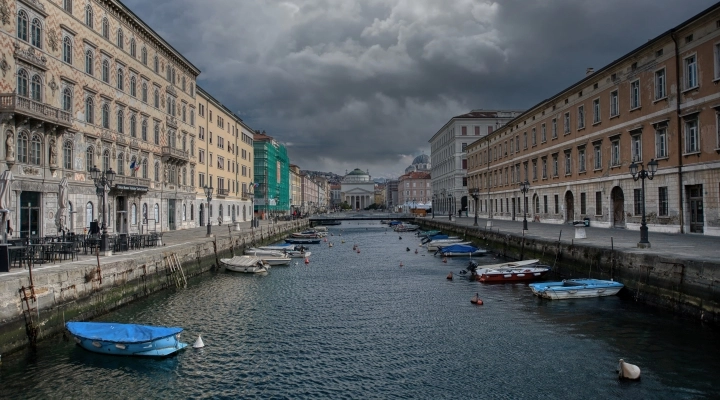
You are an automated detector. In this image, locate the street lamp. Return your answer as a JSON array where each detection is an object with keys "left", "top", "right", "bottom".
[
  {"left": 470, "top": 188, "right": 480, "bottom": 227},
  {"left": 204, "top": 185, "right": 213, "bottom": 237},
  {"left": 519, "top": 180, "right": 530, "bottom": 231},
  {"left": 90, "top": 166, "right": 116, "bottom": 255},
  {"left": 431, "top": 194, "right": 436, "bottom": 219},
  {"left": 446, "top": 191, "right": 453, "bottom": 221},
  {"left": 630, "top": 158, "right": 658, "bottom": 248}
]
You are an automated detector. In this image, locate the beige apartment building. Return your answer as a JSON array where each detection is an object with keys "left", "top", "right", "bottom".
[
  {"left": 289, "top": 164, "right": 301, "bottom": 216},
  {"left": 0, "top": 0, "right": 200, "bottom": 236},
  {"left": 195, "top": 86, "right": 254, "bottom": 227},
  {"left": 466, "top": 3, "right": 720, "bottom": 236}
]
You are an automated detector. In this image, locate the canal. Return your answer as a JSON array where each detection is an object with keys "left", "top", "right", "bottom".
[{"left": 0, "top": 222, "right": 718, "bottom": 399}]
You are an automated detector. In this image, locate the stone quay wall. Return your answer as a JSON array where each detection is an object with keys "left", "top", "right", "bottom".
[
  {"left": 421, "top": 220, "right": 720, "bottom": 325},
  {"left": 0, "top": 221, "right": 308, "bottom": 355}
]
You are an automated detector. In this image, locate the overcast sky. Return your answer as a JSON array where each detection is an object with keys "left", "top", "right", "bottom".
[{"left": 124, "top": 0, "right": 714, "bottom": 178}]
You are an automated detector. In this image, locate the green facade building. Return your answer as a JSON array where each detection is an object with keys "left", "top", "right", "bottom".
[{"left": 253, "top": 132, "right": 290, "bottom": 217}]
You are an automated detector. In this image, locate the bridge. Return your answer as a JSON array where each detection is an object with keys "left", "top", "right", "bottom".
[{"left": 308, "top": 212, "right": 417, "bottom": 226}]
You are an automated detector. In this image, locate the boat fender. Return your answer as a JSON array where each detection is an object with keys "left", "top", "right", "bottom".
[
  {"left": 446, "top": 272, "right": 453, "bottom": 280},
  {"left": 442, "top": 257, "right": 447, "bottom": 263},
  {"left": 193, "top": 335, "right": 205, "bottom": 349},
  {"left": 304, "top": 258, "right": 309, "bottom": 264}
]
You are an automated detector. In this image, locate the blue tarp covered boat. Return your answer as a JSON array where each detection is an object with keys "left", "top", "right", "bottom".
[
  {"left": 66, "top": 322, "right": 188, "bottom": 357},
  {"left": 437, "top": 244, "right": 487, "bottom": 257}
]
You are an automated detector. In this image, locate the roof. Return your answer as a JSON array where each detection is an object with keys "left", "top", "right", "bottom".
[
  {"left": 412, "top": 154, "right": 430, "bottom": 164},
  {"left": 347, "top": 168, "right": 368, "bottom": 176},
  {"left": 400, "top": 171, "right": 431, "bottom": 180}
]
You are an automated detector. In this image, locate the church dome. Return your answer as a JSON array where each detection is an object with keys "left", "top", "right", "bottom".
[
  {"left": 347, "top": 168, "right": 368, "bottom": 176},
  {"left": 412, "top": 154, "right": 430, "bottom": 165},
  {"left": 344, "top": 168, "right": 371, "bottom": 182}
]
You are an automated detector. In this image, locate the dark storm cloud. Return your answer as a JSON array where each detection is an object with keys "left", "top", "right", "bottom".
[{"left": 123, "top": 0, "right": 715, "bottom": 177}]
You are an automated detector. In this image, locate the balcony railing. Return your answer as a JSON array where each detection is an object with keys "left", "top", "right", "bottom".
[
  {"left": 161, "top": 146, "right": 189, "bottom": 164},
  {"left": 217, "top": 188, "right": 229, "bottom": 198},
  {"left": 166, "top": 115, "right": 178, "bottom": 128},
  {"left": 0, "top": 93, "right": 72, "bottom": 128}
]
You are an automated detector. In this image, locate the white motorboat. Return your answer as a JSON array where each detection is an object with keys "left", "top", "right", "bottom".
[
  {"left": 245, "top": 249, "right": 286, "bottom": 257},
  {"left": 262, "top": 256, "right": 292, "bottom": 266},
  {"left": 426, "top": 239, "right": 467, "bottom": 251},
  {"left": 250, "top": 246, "right": 310, "bottom": 258},
  {"left": 220, "top": 256, "right": 269, "bottom": 273}
]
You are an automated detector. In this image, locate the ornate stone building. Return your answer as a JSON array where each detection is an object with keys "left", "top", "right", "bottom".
[
  {"left": 0, "top": 0, "right": 199, "bottom": 237},
  {"left": 340, "top": 168, "right": 374, "bottom": 210}
]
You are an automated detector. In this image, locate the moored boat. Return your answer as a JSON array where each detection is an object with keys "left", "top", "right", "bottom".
[
  {"left": 425, "top": 239, "right": 466, "bottom": 251},
  {"left": 285, "top": 238, "right": 322, "bottom": 244},
  {"left": 528, "top": 279, "right": 624, "bottom": 300},
  {"left": 465, "top": 259, "right": 539, "bottom": 281},
  {"left": 437, "top": 244, "right": 487, "bottom": 257},
  {"left": 66, "top": 322, "right": 188, "bottom": 357},
  {"left": 478, "top": 263, "right": 550, "bottom": 283},
  {"left": 221, "top": 255, "right": 269, "bottom": 273}
]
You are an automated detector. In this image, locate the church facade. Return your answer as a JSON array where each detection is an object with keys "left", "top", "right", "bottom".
[{"left": 340, "top": 168, "right": 375, "bottom": 210}]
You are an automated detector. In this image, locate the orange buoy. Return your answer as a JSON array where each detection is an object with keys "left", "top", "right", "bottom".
[
  {"left": 304, "top": 258, "right": 309, "bottom": 264},
  {"left": 446, "top": 272, "right": 453, "bottom": 280},
  {"left": 400, "top": 262, "right": 404, "bottom": 267},
  {"left": 442, "top": 257, "right": 447, "bottom": 263},
  {"left": 471, "top": 293, "right": 483, "bottom": 305},
  {"left": 356, "top": 249, "right": 360, "bottom": 253}
]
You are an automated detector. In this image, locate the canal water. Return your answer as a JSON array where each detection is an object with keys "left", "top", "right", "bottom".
[{"left": 0, "top": 222, "right": 718, "bottom": 399}]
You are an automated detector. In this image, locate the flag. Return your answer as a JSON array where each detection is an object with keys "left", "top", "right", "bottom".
[{"left": 129, "top": 160, "right": 136, "bottom": 171}]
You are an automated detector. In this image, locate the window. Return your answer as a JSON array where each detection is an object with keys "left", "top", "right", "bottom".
[
  {"left": 141, "top": 119, "right": 147, "bottom": 141},
  {"left": 117, "top": 29, "right": 123, "bottom": 49},
  {"left": 595, "top": 192, "right": 602, "bottom": 215},
  {"left": 85, "top": 202, "right": 93, "bottom": 228},
  {"left": 633, "top": 188, "right": 642, "bottom": 215},
  {"left": 129, "top": 156, "right": 137, "bottom": 177},
  {"left": 577, "top": 105, "right": 585, "bottom": 129},
  {"left": 461, "top": 126, "right": 467, "bottom": 135},
  {"left": 580, "top": 193, "right": 586, "bottom": 215},
  {"left": 141, "top": 47, "right": 147, "bottom": 65},
  {"left": 564, "top": 151, "right": 571, "bottom": 175},
  {"left": 182, "top": 76, "right": 186, "bottom": 91},
  {"left": 532, "top": 159, "right": 537, "bottom": 180},
  {"left": 86, "top": 146, "right": 94, "bottom": 172},
  {"left": 101, "top": 104, "right": 109, "bottom": 128},
  {"left": 102, "top": 60, "right": 109, "bottom": 83},
  {"left": 542, "top": 157, "right": 547, "bottom": 179},
  {"left": 611, "top": 139, "right": 620, "bottom": 166},
  {"left": 531, "top": 128, "right": 536, "bottom": 146},
  {"left": 554, "top": 194, "right": 559, "bottom": 214},
  {"left": 62, "top": 88, "right": 72, "bottom": 112},
  {"left": 551, "top": 118, "right": 557, "bottom": 139},
  {"left": 717, "top": 113, "right": 720, "bottom": 149},
  {"left": 199, "top": 149, "right": 205, "bottom": 164},
  {"left": 631, "top": 134, "right": 642, "bottom": 162},
  {"left": 129, "top": 114, "right": 136, "bottom": 137},
  {"left": 630, "top": 80, "right": 640, "bottom": 109},
  {"left": 102, "top": 150, "right": 109, "bottom": 172},
  {"left": 592, "top": 98, "right": 600, "bottom": 124},
  {"left": 116, "top": 68, "right": 124, "bottom": 91},
  {"left": 31, "top": 18, "right": 42, "bottom": 48},
  {"left": 610, "top": 90, "right": 619, "bottom": 117},
  {"left": 85, "top": 50, "right": 94, "bottom": 75},
  {"left": 685, "top": 55, "right": 698, "bottom": 89},
  {"left": 563, "top": 112, "right": 570, "bottom": 134},
  {"left": 17, "top": 11, "right": 28, "bottom": 41},
  {"left": 578, "top": 147, "right": 586, "bottom": 172},
  {"left": 716, "top": 43, "right": 720, "bottom": 80},
  {"left": 85, "top": 96, "right": 94, "bottom": 123},
  {"left": 182, "top": 105, "right": 186, "bottom": 122},
  {"left": 63, "top": 0, "right": 72, "bottom": 12},
  {"left": 30, "top": 135, "right": 41, "bottom": 165},
  {"left": 154, "top": 55, "right": 159, "bottom": 74},
  {"left": 594, "top": 144, "right": 602, "bottom": 169},
  {"left": 30, "top": 75, "right": 42, "bottom": 101},
  {"left": 131, "top": 203, "right": 137, "bottom": 225},
  {"left": 63, "top": 141, "right": 72, "bottom": 169},
  {"left": 102, "top": 17, "right": 109, "bottom": 39},
  {"left": 656, "top": 127, "right": 667, "bottom": 158},
  {"left": 130, "top": 38, "right": 136, "bottom": 57},
  {"left": 154, "top": 88, "right": 159, "bottom": 108},
  {"left": 154, "top": 124, "right": 160, "bottom": 145},
  {"left": 655, "top": 68, "right": 666, "bottom": 99},
  {"left": 17, "top": 133, "right": 28, "bottom": 163},
  {"left": 17, "top": 69, "right": 28, "bottom": 97},
  {"left": 684, "top": 118, "right": 699, "bottom": 153},
  {"left": 154, "top": 162, "right": 160, "bottom": 181},
  {"left": 142, "top": 159, "right": 148, "bottom": 179},
  {"left": 130, "top": 76, "right": 136, "bottom": 97},
  {"left": 659, "top": 187, "right": 668, "bottom": 216},
  {"left": 85, "top": 5, "right": 93, "bottom": 27},
  {"left": 154, "top": 204, "right": 159, "bottom": 222},
  {"left": 63, "top": 36, "right": 72, "bottom": 64},
  {"left": 117, "top": 152, "right": 124, "bottom": 175},
  {"left": 190, "top": 109, "right": 195, "bottom": 126},
  {"left": 552, "top": 154, "right": 558, "bottom": 177},
  {"left": 142, "top": 82, "right": 148, "bottom": 102}
]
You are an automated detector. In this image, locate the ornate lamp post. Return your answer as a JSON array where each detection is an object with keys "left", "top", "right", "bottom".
[
  {"left": 470, "top": 188, "right": 480, "bottom": 227},
  {"left": 204, "top": 185, "right": 213, "bottom": 237},
  {"left": 431, "top": 194, "right": 436, "bottom": 219},
  {"left": 90, "top": 166, "right": 116, "bottom": 255},
  {"left": 447, "top": 191, "right": 453, "bottom": 221},
  {"left": 630, "top": 159, "right": 658, "bottom": 248},
  {"left": 519, "top": 180, "right": 530, "bottom": 231}
]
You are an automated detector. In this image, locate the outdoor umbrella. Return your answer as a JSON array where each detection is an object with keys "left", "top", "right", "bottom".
[
  {"left": 0, "top": 170, "right": 14, "bottom": 243},
  {"left": 56, "top": 177, "right": 69, "bottom": 233}
]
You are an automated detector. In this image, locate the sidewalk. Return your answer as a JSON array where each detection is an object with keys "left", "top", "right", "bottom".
[{"left": 424, "top": 215, "right": 720, "bottom": 263}]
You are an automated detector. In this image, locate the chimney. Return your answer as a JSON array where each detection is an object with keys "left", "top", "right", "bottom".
[{"left": 586, "top": 67, "right": 594, "bottom": 76}]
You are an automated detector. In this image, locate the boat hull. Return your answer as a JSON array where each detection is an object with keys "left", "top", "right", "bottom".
[
  {"left": 529, "top": 279, "right": 624, "bottom": 300},
  {"left": 66, "top": 322, "right": 187, "bottom": 357},
  {"left": 73, "top": 335, "right": 187, "bottom": 357},
  {"left": 442, "top": 251, "right": 487, "bottom": 257},
  {"left": 478, "top": 267, "right": 550, "bottom": 282},
  {"left": 220, "top": 256, "right": 269, "bottom": 273},
  {"left": 285, "top": 238, "right": 321, "bottom": 244},
  {"left": 263, "top": 257, "right": 292, "bottom": 266}
]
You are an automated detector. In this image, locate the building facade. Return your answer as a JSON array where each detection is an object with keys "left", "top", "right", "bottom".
[
  {"left": 398, "top": 171, "right": 431, "bottom": 211},
  {"left": 466, "top": 3, "right": 720, "bottom": 236},
  {"left": 430, "top": 110, "right": 522, "bottom": 218},
  {"left": 385, "top": 179, "right": 398, "bottom": 210},
  {"left": 289, "top": 164, "right": 301, "bottom": 216},
  {"left": 253, "top": 131, "right": 289, "bottom": 218},
  {"left": 1, "top": 0, "right": 201, "bottom": 237},
  {"left": 340, "top": 168, "right": 374, "bottom": 210}
]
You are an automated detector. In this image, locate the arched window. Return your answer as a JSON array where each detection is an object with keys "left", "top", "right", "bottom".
[
  {"left": 85, "top": 50, "right": 93, "bottom": 75},
  {"left": 102, "top": 149, "right": 109, "bottom": 172},
  {"left": 171, "top": 98, "right": 176, "bottom": 116},
  {"left": 31, "top": 18, "right": 42, "bottom": 48},
  {"left": 190, "top": 139, "right": 194, "bottom": 156},
  {"left": 117, "top": 109, "right": 124, "bottom": 133},
  {"left": 85, "top": 5, "right": 93, "bottom": 28},
  {"left": 154, "top": 203, "right": 159, "bottom": 222},
  {"left": 190, "top": 204, "right": 194, "bottom": 221},
  {"left": 101, "top": 104, "right": 109, "bottom": 128},
  {"left": 130, "top": 76, "right": 136, "bottom": 97},
  {"left": 141, "top": 119, "right": 148, "bottom": 141},
  {"left": 190, "top": 168, "right": 194, "bottom": 187},
  {"left": 85, "top": 97, "right": 94, "bottom": 123},
  {"left": 117, "top": 29, "right": 123, "bottom": 49},
  {"left": 166, "top": 64, "right": 171, "bottom": 81},
  {"left": 154, "top": 162, "right": 159, "bottom": 181},
  {"left": 182, "top": 76, "right": 186, "bottom": 91},
  {"left": 17, "top": 132, "right": 28, "bottom": 163},
  {"left": 102, "top": 17, "right": 109, "bottom": 39},
  {"left": 153, "top": 88, "right": 159, "bottom": 108},
  {"left": 182, "top": 135, "right": 186, "bottom": 151},
  {"left": 171, "top": 67, "right": 176, "bottom": 84},
  {"left": 190, "top": 109, "right": 194, "bottom": 126},
  {"left": 17, "top": 11, "right": 28, "bottom": 41},
  {"left": 182, "top": 204, "right": 186, "bottom": 221},
  {"left": 153, "top": 124, "right": 160, "bottom": 144},
  {"left": 154, "top": 55, "right": 159, "bottom": 73},
  {"left": 63, "top": 36, "right": 72, "bottom": 64},
  {"left": 141, "top": 82, "right": 148, "bottom": 102},
  {"left": 142, "top": 158, "right": 148, "bottom": 179},
  {"left": 63, "top": 141, "right": 72, "bottom": 169},
  {"left": 85, "top": 202, "right": 94, "bottom": 228},
  {"left": 130, "top": 38, "right": 136, "bottom": 57},
  {"left": 182, "top": 167, "right": 186, "bottom": 185},
  {"left": 116, "top": 68, "right": 124, "bottom": 91},
  {"left": 62, "top": 88, "right": 72, "bottom": 112},
  {"left": 86, "top": 146, "right": 94, "bottom": 172},
  {"left": 131, "top": 203, "right": 137, "bottom": 225},
  {"left": 129, "top": 114, "right": 136, "bottom": 137},
  {"left": 141, "top": 47, "right": 147, "bottom": 65},
  {"left": 102, "top": 60, "right": 109, "bottom": 83},
  {"left": 17, "top": 69, "right": 28, "bottom": 97},
  {"left": 142, "top": 203, "right": 148, "bottom": 224},
  {"left": 117, "top": 152, "right": 124, "bottom": 175},
  {"left": 30, "top": 134, "right": 41, "bottom": 165},
  {"left": 190, "top": 83, "right": 194, "bottom": 97},
  {"left": 30, "top": 75, "right": 42, "bottom": 101},
  {"left": 182, "top": 105, "right": 186, "bottom": 122},
  {"left": 130, "top": 156, "right": 137, "bottom": 176},
  {"left": 170, "top": 165, "right": 176, "bottom": 184}
]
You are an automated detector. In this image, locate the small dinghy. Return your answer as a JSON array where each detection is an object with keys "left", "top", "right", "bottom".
[
  {"left": 437, "top": 244, "right": 488, "bottom": 257},
  {"left": 529, "top": 279, "right": 624, "bottom": 300},
  {"left": 66, "top": 322, "right": 187, "bottom": 357},
  {"left": 220, "top": 256, "right": 269, "bottom": 273},
  {"left": 618, "top": 359, "right": 641, "bottom": 380}
]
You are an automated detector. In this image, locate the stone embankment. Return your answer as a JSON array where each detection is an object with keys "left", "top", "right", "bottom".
[
  {"left": 421, "top": 219, "right": 720, "bottom": 325},
  {"left": 0, "top": 220, "right": 308, "bottom": 355}
]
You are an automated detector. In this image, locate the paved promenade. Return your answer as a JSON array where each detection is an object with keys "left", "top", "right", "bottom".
[{"left": 422, "top": 214, "right": 720, "bottom": 263}]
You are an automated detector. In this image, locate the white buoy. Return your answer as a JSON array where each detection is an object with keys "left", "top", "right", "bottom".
[
  {"left": 618, "top": 359, "right": 641, "bottom": 380},
  {"left": 193, "top": 335, "right": 205, "bottom": 349}
]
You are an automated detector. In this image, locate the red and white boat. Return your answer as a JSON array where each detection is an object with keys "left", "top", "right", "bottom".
[{"left": 475, "top": 259, "right": 551, "bottom": 283}]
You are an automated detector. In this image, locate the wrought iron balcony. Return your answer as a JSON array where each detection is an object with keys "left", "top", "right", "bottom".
[
  {"left": 161, "top": 146, "right": 189, "bottom": 164},
  {"left": 217, "top": 188, "right": 229, "bottom": 198},
  {"left": 0, "top": 93, "right": 72, "bottom": 128}
]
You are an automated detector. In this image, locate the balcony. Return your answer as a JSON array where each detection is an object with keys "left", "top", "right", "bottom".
[
  {"left": 0, "top": 93, "right": 72, "bottom": 128},
  {"left": 166, "top": 115, "right": 178, "bottom": 128},
  {"left": 161, "top": 146, "right": 189, "bottom": 164},
  {"left": 216, "top": 188, "right": 229, "bottom": 198}
]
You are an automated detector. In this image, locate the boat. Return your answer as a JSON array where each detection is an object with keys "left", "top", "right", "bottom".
[
  {"left": 245, "top": 248, "right": 287, "bottom": 257},
  {"left": 421, "top": 235, "right": 458, "bottom": 244},
  {"left": 528, "top": 279, "right": 624, "bottom": 300},
  {"left": 285, "top": 238, "right": 322, "bottom": 244},
  {"left": 248, "top": 247, "right": 311, "bottom": 259},
  {"left": 465, "top": 259, "right": 539, "bottom": 281},
  {"left": 417, "top": 230, "right": 441, "bottom": 237},
  {"left": 478, "top": 262, "right": 550, "bottom": 283},
  {"left": 260, "top": 256, "right": 292, "bottom": 266},
  {"left": 437, "top": 244, "right": 488, "bottom": 257},
  {"left": 393, "top": 224, "right": 419, "bottom": 232},
  {"left": 65, "top": 322, "right": 188, "bottom": 357},
  {"left": 425, "top": 239, "right": 467, "bottom": 251},
  {"left": 291, "top": 232, "right": 323, "bottom": 238},
  {"left": 220, "top": 255, "right": 269, "bottom": 273}
]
